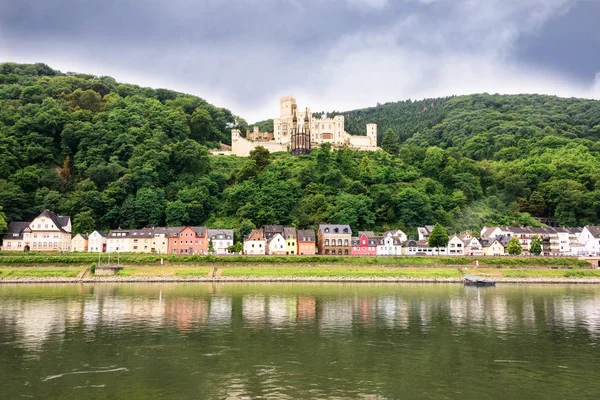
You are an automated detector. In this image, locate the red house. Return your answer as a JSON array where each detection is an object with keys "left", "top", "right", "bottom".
[
  {"left": 168, "top": 226, "right": 208, "bottom": 255},
  {"left": 351, "top": 231, "right": 379, "bottom": 256}
]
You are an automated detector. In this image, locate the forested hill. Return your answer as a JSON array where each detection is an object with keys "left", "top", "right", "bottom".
[{"left": 1, "top": 62, "right": 600, "bottom": 237}]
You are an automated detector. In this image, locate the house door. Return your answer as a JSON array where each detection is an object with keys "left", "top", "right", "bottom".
[{"left": 24, "top": 245, "right": 30, "bottom": 252}]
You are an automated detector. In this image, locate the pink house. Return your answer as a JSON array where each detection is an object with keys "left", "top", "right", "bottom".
[{"left": 351, "top": 231, "right": 378, "bottom": 256}]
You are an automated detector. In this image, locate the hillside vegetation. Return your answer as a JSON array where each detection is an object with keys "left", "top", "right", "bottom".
[{"left": 1, "top": 62, "right": 600, "bottom": 237}]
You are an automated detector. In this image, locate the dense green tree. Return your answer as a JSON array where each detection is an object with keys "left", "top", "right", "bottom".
[
  {"left": 249, "top": 146, "right": 270, "bottom": 173},
  {"left": 72, "top": 210, "right": 96, "bottom": 235},
  {"left": 428, "top": 223, "right": 449, "bottom": 252},
  {"left": 530, "top": 236, "right": 542, "bottom": 256},
  {"left": 506, "top": 237, "right": 523, "bottom": 255},
  {"left": 381, "top": 128, "right": 400, "bottom": 155},
  {"left": 0, "top": 206, "right": 7, "bottom": 233},
  {"left": 165, "top": 200, "right": 189, "bottom": 226}
]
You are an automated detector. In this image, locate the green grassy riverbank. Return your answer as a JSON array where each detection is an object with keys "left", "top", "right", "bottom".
[{"left": 0, "top": 253, "right": 591, "bottom": 268}]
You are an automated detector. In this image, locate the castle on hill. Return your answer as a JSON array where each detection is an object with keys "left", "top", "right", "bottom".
[{"left": 230, "top": 96, "right": 379, "bottom": 156}]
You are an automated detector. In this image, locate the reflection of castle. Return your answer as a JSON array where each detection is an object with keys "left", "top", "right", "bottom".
[{"left": 231, "top": 96, "right": 379, "bottom": 156}]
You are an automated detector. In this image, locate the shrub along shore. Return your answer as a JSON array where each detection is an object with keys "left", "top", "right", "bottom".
[
  {"left": 1, "top": 265, "right": 600, "bottom": 284},
  {"left": 0, "top": 254, "right": 591, "bottom": 267}
]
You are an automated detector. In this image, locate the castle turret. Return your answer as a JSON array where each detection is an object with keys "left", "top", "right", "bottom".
[{"left": 366, "top": 123, "right": 377, "bottom": 146}]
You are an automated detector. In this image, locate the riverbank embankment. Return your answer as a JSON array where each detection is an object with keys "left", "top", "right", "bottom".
[{"left": 2, "top": 276, "right": 600, "bottom": 284}]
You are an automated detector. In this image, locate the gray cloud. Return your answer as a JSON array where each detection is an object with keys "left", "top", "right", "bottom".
[{"left": 0, "top": 0, "right": 598, "bottom": 121}]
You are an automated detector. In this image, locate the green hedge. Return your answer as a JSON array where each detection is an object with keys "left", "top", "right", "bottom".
[{"left": 0, "top": 253, "right": 589, "bottom": 267}]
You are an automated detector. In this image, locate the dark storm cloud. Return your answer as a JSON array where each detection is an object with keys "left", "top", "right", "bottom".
[{"left": 0, "top": 0, "right": 598, "bottom": 120}]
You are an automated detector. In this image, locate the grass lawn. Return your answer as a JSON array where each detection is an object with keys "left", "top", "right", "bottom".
[{"left": 0, "top": 267, "right": 82, "bottom": 278}]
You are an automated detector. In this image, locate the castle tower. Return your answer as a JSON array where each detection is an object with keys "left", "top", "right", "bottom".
[
  {"left": 280, "top": 96, "right": 296, "bottom": 118},
  {"left": 366, "top": 123, "right": 377, "bottom": 146},
  {"left": 290, "top": 107, "right": 311, "bottom": 156}
]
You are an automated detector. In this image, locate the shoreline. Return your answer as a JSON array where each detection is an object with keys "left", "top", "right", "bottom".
[{"left": 2, "top": 276, "right": 600, "bottom": 284}]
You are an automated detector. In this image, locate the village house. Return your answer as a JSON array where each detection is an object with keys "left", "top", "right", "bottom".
[
  {"left": 207, "top": 229, "right": 234, "bottom": 255},
  {"left": 402, "top": 239, "right": 449, "bottom": 256},
  {"left": 244, "top": 229, "right": 267, "bottom": 255},
  {"left": 417, "top": 226, "right": 435, "bottom": 241},
  {"left": 480, "top": 236, "right": 509, "bottom": 256},
  {"left": 168, "top": 226, "right": 208, "bottom": 255},
  {"left": 447, "top": 235, "right": 465, "bottom": 256},
  {"left": 87, "top": 230, "right": 107, "bottom": 252},
  {"left": 351, "top": 231, "right": 378, "bottom": 256},
  {"left": 297, "top": 230, "right": 316, "bottom": 255},
  {"left": 318, "top": 224, "right": 352, "bottom": 255},
  {"left": 71, "top": 233, "right": 88, "bottom": 252},
  {"left": 1, "top": 209, "right": 71, "bottom": 252},
  {"left": 480, "top": 226, "right": 583, "bottom": 256},
  {"left": 283, "top": 227, "right": 297, "bottom": 255},
  {"left": 460, "top": 233, "right": 483, "bottom": 256},
  {"left": 578, "top": 226, "right": 600, "bottom": 256},
  {"left": 376, "top": 232, "right": 403, "bottom": 256},
  {"left": 107, "top": 228, "right": 156, "bottom": 253},
  {"left": 386, "top": 229, "right": 408, "bottom": 243},
  {"left": 263, "top": 225, "right": 284, "bottom": 241},
  {"left": 268, "top": 233, "right": 287, "bottom": 255}
]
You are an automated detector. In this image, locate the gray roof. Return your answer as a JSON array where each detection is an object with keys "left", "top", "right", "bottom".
[
  {"left": 586, "top": 226, "right": 600, "bottom": 238},
  {"left": 2, "top": 221, "right": 30, "bottom": 240},
  {"left": 38, "top": 209, "right": 70, "bottom": 233},
  {"left": 283, "top": 227, "right": 296, "bottom": 239},
  {"left": 208, "top": 229, "right": 234, "bottom": 240},
  {"left": 358, "top": 231, "right": 375, "bottom": 238},
  {"left": 297, "top": 230, "right": 315, "bottom": 242},
  {"left": 319, "top": 224, "right": 352, "bottom": 235},
  {"left": 263, "top": 225, "right": 284, "bottom": 234}
]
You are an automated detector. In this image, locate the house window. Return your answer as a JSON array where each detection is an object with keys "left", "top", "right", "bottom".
[
  {"left": 344, "top": 239, "right": 348, "bottom": 246},
  {"left": 325, "top": 239, "right": 329, "bottom": 246}
]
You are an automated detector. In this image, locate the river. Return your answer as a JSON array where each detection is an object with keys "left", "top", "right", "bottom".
[{"left": 0, "top": 283, "right": 599, "bottom": 399}]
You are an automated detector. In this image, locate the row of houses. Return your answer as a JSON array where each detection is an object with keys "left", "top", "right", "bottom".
[{"left": 2, "top": 210, "right": 600, "bottom": 257}]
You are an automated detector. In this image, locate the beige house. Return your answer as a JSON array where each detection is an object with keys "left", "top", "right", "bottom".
[
  {"left": 1, "top": 209, "right": 71, "bottom": 252},
  {"left": 71, "top": 233, "right": 88, "bottom": 252}
]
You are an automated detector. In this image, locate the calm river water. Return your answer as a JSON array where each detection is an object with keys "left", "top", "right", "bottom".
[{"left": 1, "top": 283, "right": 599, "bottom": 399}]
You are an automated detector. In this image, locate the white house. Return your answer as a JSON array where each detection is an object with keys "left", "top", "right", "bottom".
[
  {"left": 267, "top": 233, "right": 287, "bottom": 255},
  {"left": 402, "top": 240, "right": 449, "bottom": 256},
  {"left": 460, "top": 234, "right": 483, "bottom": 256},
  {"left": 208, "top": 229, "right": 234, "bottom": 255},
  {"left": 87, "top": 230, "right": 107, "bottom": 252},
  {"left": 376, "top": 233, "right": 403, "bottom": 256},
  {"left": 417, "top": 226, "right": 434, "bottom": 241},
  {"left": 447, "top": 235, "right": 465, "bottom": 256},
  {"left": 243, "top": 229, "right": 267, "bottom": 255},
  {"left": 578, "top": 226, "right": 600, "bottom": 256},
  {"left": 480, "top": 237, "right": 509, "bottom": 256},
  {"left": 385, "top": 229, "right": 408, "bottom": 243}
]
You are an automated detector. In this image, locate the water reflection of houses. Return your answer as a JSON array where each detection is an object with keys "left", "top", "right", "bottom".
[
  {"left": 15, "top": 302, "right": 67, "bottom": 351},
  {"left": 164, "top": 298, "right": 208, "bottom": 331},
  {"left": 243, "top": 295, "right": 266, "bottom": 325},
  {"left": 207, "top": 297, "right": 232, "bottom": 325},
  {"left": 320, "top": 299, "right": 352, "bottom": 332},
  {"left": 378, "top": 297, "right": 409, "bottom": 328},
  {"left": 296, "top": 296, "right": 316, "bottom": 324},
  {"left": 267, "top": 296, "right": 297, "bottom": 326}
]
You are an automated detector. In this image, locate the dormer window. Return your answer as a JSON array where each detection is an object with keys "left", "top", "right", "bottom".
[
  {"left": 325, "top": 228, "right": 329, "bottom": 233},
  {"left": 344, "top": 228, "right": 348, "bottom": 233},
  {"left": 334, "top": 228, "right": 339, "bottom": 233}
]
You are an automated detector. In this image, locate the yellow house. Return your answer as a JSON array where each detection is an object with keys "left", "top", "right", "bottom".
[
  {"left": 481, "top": 236, "right": 508, "bottom": 256},
  {"left": 71, "top": 233, "right": 88, "bottom": 252},
  {"left": 284, "top": 227, "right": 297, "bottom": 255}
]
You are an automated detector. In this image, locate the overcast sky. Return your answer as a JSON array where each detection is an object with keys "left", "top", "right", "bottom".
[{"left": 1, "top": 0, "right": 599, "bottom": 121}]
